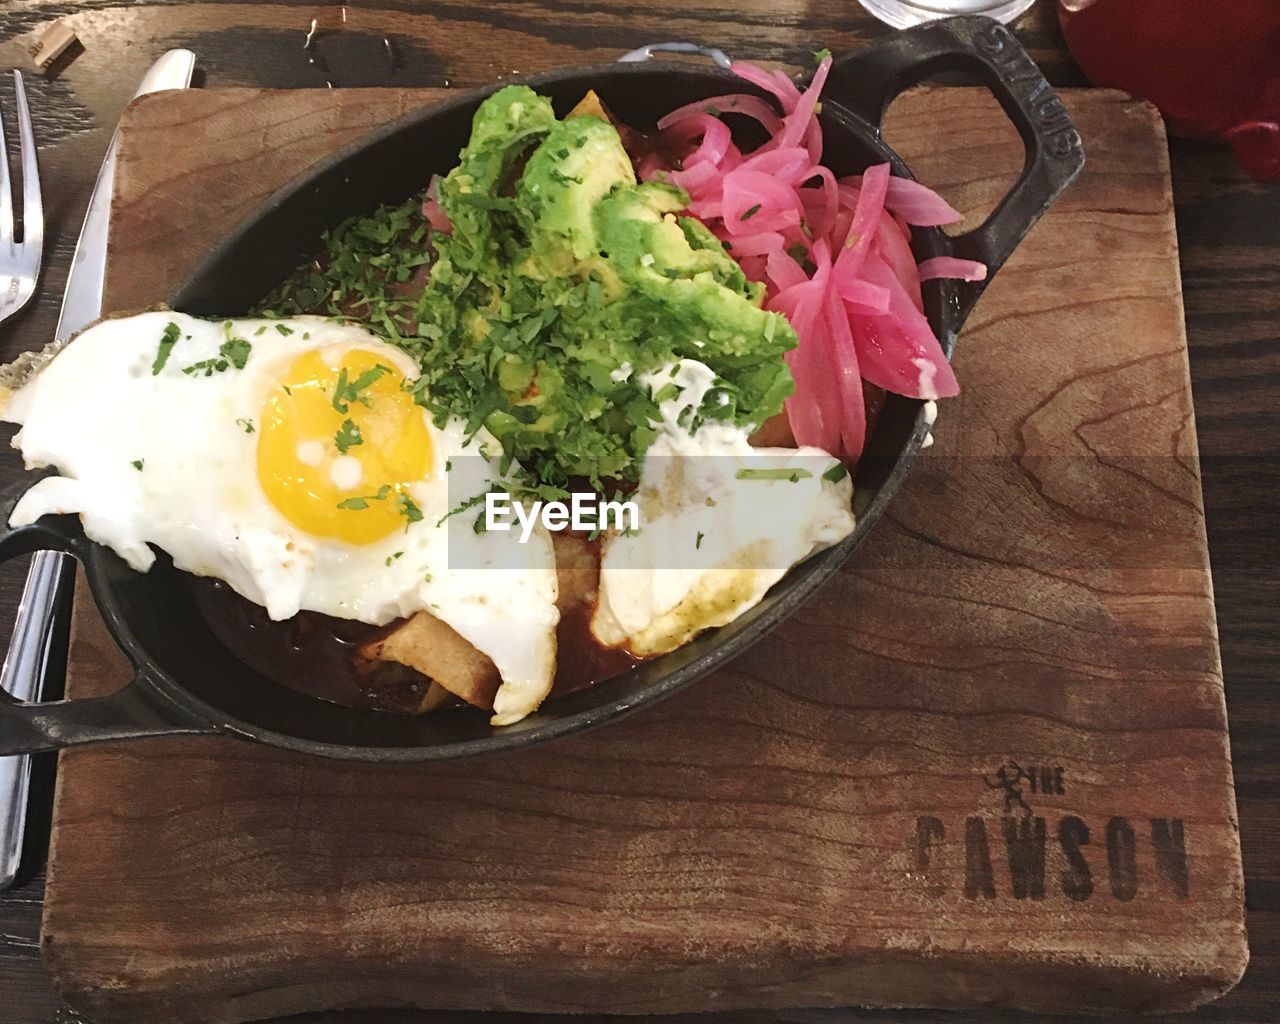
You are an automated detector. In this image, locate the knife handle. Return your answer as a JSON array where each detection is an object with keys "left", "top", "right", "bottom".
[
  {"left": 0, "top": 48, "right": 197, "bottom": 892},
  {"left": 0, "top": 550, "right": 75, "bottom": 887}
]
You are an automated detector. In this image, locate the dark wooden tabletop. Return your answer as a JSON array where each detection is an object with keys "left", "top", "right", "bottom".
[{"left": 0, "top": 2, "right": 1275, "bottom": 1023}]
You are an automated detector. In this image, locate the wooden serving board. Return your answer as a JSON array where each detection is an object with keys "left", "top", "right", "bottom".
[{"left": 39, "top": 86, "right": 1246, "bottom": 1022}]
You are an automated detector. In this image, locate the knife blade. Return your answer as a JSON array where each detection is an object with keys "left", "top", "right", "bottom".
[{"left": 0, "top": 49, "right": 196, "bottom": 890}]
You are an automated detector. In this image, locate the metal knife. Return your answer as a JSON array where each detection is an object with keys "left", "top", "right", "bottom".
[{"left": 0, "top": 49, "right": 196, "bottom": 890}]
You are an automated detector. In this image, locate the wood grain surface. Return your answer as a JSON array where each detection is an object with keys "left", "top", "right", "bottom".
[
  {"left": 25, "top": 82, "right": 1243, "bottom": 1022},
  {"left": 0, "top": 5, "right": 1277, "bottom": 1024}
]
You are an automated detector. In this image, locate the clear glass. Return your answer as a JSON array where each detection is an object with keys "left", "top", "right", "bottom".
[{"left": 857, "top": 0, "right": 1038, "bottom": 28}]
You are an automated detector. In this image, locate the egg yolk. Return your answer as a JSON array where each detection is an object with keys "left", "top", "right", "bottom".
[{"left": 257, "top": 348, "right": 432, "bottom": 544}]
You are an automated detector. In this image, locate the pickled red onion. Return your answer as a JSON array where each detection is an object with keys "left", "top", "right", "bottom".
[
  {"left": 917, "top": 256, "right": 988, "bottom": 282},
  {"left": 422, "top": 174, "right": 452, "bottom": 234},
  {"left": 637, "top": 58, "right": 986, "bottom": 456}
]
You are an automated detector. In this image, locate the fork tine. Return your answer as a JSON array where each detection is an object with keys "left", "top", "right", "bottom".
[
  {"left": 0, "top": 84, "right": 11, "bottom": 245},
  {"left": 12, "top": 71, "right": 39, "bottom": 253}
]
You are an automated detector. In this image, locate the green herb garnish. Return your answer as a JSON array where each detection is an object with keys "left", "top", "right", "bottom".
[
  {"left": 735, "top": 467, "right": 813, "bottom": 483},
  {"left": 152, "top": 322, "right": 181, "bottom": 375},
  {"left": 331, "top": 364, "right": 392, "bottom": 413},
  {"left": 182, "top": 338, "right": 252, "bottom": 377},
  {"left": 334, "top": 418, "right": 363, "bottom": 453},
  {"left": 253, "top": 86, "right": 798, "bottom": 494},
  {"left": 222, "top": 338, "right": 252, "bottom": 370},
  {"left": 336, "top": 484, "right": 391, "bottom": 511},
  {"left": 398, "top": 493, "right": 424, "bottom": 526}
]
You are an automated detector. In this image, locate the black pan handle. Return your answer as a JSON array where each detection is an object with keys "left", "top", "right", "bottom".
[
  {"left": 0, "top": 474, "right": 217, "bottom": 755},
  {"left": 0, "top": 667, "right": 212, "bottom": 755},
  {"left": 826, "top": 16, "right": 1085, "bottom": 323}
]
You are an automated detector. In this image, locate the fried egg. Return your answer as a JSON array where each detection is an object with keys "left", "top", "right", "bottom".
[
  {"left": 591, "top": 359, "right": 856, "bottom": 656},
  {"left": 4, "top": 312, "right": 558, "bottom": 723}
]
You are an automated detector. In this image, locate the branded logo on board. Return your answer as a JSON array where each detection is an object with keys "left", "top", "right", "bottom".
[{"left": 912, "top": 763, "right": 1190, "bottom": 903}]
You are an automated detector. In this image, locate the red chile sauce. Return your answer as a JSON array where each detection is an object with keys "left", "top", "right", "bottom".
[{"left": 191, "top": 572, "right": 638, "bottom": 716}]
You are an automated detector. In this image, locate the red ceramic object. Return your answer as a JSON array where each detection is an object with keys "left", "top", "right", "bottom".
[{"left": 1059, "top": 0, "right": 1280, "bottom": 180}]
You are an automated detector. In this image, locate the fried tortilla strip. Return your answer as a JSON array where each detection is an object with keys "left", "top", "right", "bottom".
[
  {"left": 352, "top": 661, "right": 456, "bottom": 715},
  {"left": 569, "top": 90, "right": 609, "bottom": 122},
  {"left": 358, "top": 611, "right": 501, "bottom": 711},
  {"left": 569, "top": 90, "right": 645, "bottom": 157},
  {"left": 749, "top": 412, "right": 796, "bottom": 448},
  {"left": 361, "top": 534, "right": 601, "bottom": 716}
]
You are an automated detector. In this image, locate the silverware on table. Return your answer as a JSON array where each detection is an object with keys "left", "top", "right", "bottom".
[
  {"left": 0, "top": 50, "right": 196, "bottom": 890},
  {"left": 0, "top": 71, "right": 41, "bottom": 326}
]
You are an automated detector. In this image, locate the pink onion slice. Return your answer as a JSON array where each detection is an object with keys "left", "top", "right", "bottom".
[
  {"left": 422, "top": 174, "right": 452, "bottom": 234},
  {"left": 658, "top": 93, "right": 784, "bottom": 135},
  {"left": 917, "top": 256, "right": 988, "bottom": 282},
  {"left": 729, "top": 62, "right": 799, "bottom": 110},
  {"left": 635, "top": 60, "right": 984, "bottom": 458},
  {"left": 842, "top": 172, "right": 964, "bottom": 226},
  {"left": 723, "top": 231, "right": 786, "bottom": 258}
]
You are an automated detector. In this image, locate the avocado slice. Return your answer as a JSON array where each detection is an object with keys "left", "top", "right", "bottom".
[{"left": 517, "top": 115, "right": 636, "bottom": 270}]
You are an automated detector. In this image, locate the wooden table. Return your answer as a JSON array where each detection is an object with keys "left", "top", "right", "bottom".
[{"left": 0, "top": 3, "right": 1275, "bottom": 1023}]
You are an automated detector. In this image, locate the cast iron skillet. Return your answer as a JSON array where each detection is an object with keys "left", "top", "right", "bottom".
[{"left": 0, "top": 17, "right": 1083, "bottom": 760}]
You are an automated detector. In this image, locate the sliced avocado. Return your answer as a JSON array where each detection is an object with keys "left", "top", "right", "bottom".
[
  {"left": 517, "top": 115, "right": 635, "bottom": 269},
  {"left": 590, "top": 183, "right": 796, "bottom": 418},
  {"left": 594, "top": 182, "right": 762, "bottom": 300},
  {"left": 439, "top": 86, "right": 558, "bottom": 271}
]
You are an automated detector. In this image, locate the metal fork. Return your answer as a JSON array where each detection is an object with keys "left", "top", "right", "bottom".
[
  {"left": 0, "top": 71, "right": 41, "bottom": 323},
  {"left": 0, "top": 70, "right": 45, "bottom": 891}
]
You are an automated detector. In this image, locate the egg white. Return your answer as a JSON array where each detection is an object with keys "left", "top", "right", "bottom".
[
  {"left": 5, "top": 311, "right": 558, "bottom": 719},
  {"left": 590, "top": 358, "right": 856, "bottom": 656}
]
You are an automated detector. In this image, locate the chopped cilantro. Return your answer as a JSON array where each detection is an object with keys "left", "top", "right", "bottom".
[
  {"left": 254, "top": 325, "right": 268, "bottom": 336},
  {"left": 151, "top": 322, "right": 181, "bottom": 375},
  {"left": 696, "top": 531, "right": 704, "bottom": 549},
  {"left": 182, "top": 338, "right": 252, "bottom": 377},
  {"left": 251, "top": 87, "right": 798, "bottom": 494},
  {"left": 822, "top": 462, "right": 849, "bottom": 483},
  {"left": 385, "top": 550, "right": 404, "bottom": 566},
  {"left": 236, "top": 418, "right": 255, "bottom": 434},
  {"left": 131, "top": 459, "right": 144, "bottom": 471},
  {"left": 740, "top": 203, "right": 762, "bottom": 221},
  {"left": 334, "top": 418, "right": 363, "bottom": 453},
  {"left": 332, "top": 364, "right": 392, "bottom": 413},
  {"left": 336, "top": 484, "right": 391, "bottom": 510},
  {"left": 274, "top": 323, "right": 294, "bottom": 336},
  {"left": 398, "top": 493, "right": 424, "bottom": 526},
  {"left": 436, "top": 490, "right": 491, "bottom": 528},
  {"left": 182, "top": 359, "right": 225, "bottom": 377},
  {"left": 735, "top": 467, "right": 813, "bottom": 482},
  {"left": 221, "top": 337, "right": 252, "bottom": 370}
]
